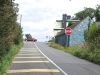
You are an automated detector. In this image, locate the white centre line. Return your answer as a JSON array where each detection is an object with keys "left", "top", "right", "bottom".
[{"left": 34, "top": 43, "right": 68, "bottom": 75}]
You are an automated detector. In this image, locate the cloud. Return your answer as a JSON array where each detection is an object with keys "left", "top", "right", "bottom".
[
  {"left": 15, "top": 0, "right": 100, "bottom": 41},
  {"left": 21, "top": 8, "right": 56, "bottom": 22},
  {"left": 21, "top": 20, "right": 54, "bottom": 41}
]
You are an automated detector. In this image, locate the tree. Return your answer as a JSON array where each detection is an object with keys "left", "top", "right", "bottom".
[
  {"left": 68, "top": 21, "right": 73, "bottom": 27},
  {"left": 95, "top": 5, "right": 100, "bottom": 21},
  {"left": 75, "top": 8, "right": 95, "bottom": 20},
  {"left": 0, "top": 0, "right": 23, "bottom": 57}
]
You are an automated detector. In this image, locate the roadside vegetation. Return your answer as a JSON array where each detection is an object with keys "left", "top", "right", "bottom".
[
  {"left": 0, "top": 0, "right": 23, "bottom": 75},
  {"left": 49, "top": 39, "right": 100, "bottom": 65},
  {"left": 0, "top": 44, "right": 23, "bottom": 75}
]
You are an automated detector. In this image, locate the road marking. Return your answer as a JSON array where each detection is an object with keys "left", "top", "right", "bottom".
[
  {"left": 22, "top": 48, "right": 36, "bottom": 50},
  {"left": 21, "top": 50, "right": 37, "bottom": 52},
  {"left": 18, "top": 53, "right": 40, "bottom": 54},
  {"left": 15, "top": 57, "right": 45, "bottom": 58},
  {"left": 34, "top": 43, "right": 68, "bottom": 75},
  {"left": 17, "top": 54, "right": 41, "bottom": 55},
  {"left": 7, "top": 69, "right": 60, "bottom": 73},
  {"left": 19, "top": 52, "right": 39, "bottom": 54},
  {"left": 13, "top": 61, "right": 49, "bottom": 63},
  {"left": 17, "top": 55, "right": 43, "bottom": 57},
  {"left": 21, "top": 50, "right": 38, "bottom": 52}
]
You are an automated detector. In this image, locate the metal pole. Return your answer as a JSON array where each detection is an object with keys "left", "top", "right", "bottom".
[
  {"left": 66, "top": 35, "right": 70, "bottom": 47},
  {"left": 88, "top": 17, "right": 91, "bottom": 30},
  {"left": 20, "top": 15, "right": 22, "bottom": 26}
]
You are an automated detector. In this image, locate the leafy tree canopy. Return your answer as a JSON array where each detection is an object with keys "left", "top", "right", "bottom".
[
  {"left": 95, "top": 5, "right": 100, "bottom": 21},
  {"left": 75, "top": 8, "right": 95, "bottom": 20},
  {"left": 0, "top": 0, "right": 23, "bottom": 57},
  {"left": 75, "top": 5, "right": 100, "bottom": 21}
]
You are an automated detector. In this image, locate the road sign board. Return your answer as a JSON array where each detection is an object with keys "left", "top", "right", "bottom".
[{"left": 65, "top": 27, "right": 72, "bottom": 35}]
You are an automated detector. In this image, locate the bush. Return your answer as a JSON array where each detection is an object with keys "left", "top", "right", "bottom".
[
  {"left": 0, "top": 44, "right": 23, "bottom": 75},
  {"left": 49, "top": 42, "right": 100, "bottom": 64},
  {"left": 14, "top": 24, "right": 23, "bottom": 45},
  {"left": 84, "top": 23, "right": 100, "bottom": 51}
]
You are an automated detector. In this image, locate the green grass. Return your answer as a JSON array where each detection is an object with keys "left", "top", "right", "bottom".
[
  {"left": 0, "top": 43, "right": 23, "bottom": 75},
  {"left": 49, "top": 42, "right": 100, "bottom": 65}
]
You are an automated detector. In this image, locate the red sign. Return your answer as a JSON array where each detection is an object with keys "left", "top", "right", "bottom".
[{"left": 65, "top": 27, "right": 72, "bottom": 35}]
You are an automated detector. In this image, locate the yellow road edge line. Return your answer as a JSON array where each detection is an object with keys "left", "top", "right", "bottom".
[
  {"left": 17, "top": 53, "right": 40, "bottom": 55},
  {"left": 20, "top": 50, "right": 39, "bottom": 52},
  {"left": 17, "top": 55, "right": 41, "bottom": 56},
  {"left": 20, "top": 50, "right": 38, "bottom": 51},
  {"left": 12, "top": 61, "right": 49, "bottom": 63},
  {"left": 17, "top": 55, "right": 43, "bottom": 56},
  {"left": 7, "top": 69, "right": 60, "bottom": 73},
  {"left": 17, "top": 54, "right": 41, "bottom": 55},
  {"left": 19, "top": 52, "right": 38, "bottom": 53},
  {"left": 20, "top": 51, "right": 38, "bottom": 52},
  {"left": 19, "top": 51, "right": 39, "bottom": 53},
  {"left": 15, "top": 57, "right": 45, "bottom": 58}
]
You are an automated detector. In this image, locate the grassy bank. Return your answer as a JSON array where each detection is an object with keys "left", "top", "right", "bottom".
[
  {"left": 49, "top": 42, "right": 100, "bottom": 65},
  {"left": 0, "top": 43, "right": 23, "bottom": 75}
]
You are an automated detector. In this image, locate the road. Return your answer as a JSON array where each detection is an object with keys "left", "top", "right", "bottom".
[{"left": 6, "top": 42, "right": 100, "bottom": 75}]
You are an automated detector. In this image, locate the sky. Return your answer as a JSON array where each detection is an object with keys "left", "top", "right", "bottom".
[{"left": 15, "top": 0, "right": 100, "bottom": 42}]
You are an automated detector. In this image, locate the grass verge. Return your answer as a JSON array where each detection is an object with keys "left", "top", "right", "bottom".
[
  {"left": 49, "top": 42, "right": 100, "bottom": 65},
  {"left": 0, "top": 43, "right": 23, "bottom": 75}
]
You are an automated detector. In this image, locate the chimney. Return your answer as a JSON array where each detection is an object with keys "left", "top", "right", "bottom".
[
  {"left": 67, "top": 15, "right": 71, "bottom": 19},
  {"left": 62, "top": 14, "right": 67, "bottom": 28}
]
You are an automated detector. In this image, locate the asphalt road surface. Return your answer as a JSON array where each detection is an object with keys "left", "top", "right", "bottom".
[{"left": 6, "top": 42, "right": 100, "bottom": 75}]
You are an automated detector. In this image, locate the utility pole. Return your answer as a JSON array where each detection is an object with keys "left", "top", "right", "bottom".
[{"left": 20, "top": 15, "right": 22, "bottom": 25}]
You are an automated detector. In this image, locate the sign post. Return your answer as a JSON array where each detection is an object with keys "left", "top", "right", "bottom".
[{"left": 65, "top": 27, "right": 72, "bottom": 47}]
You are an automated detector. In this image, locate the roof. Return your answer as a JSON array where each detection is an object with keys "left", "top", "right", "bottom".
[
  {"left": 56, "top": 20, "right": 80, "bottom": 22},
  {"left": 54, "top": 28, "right": 64, "bottom": 30}
]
